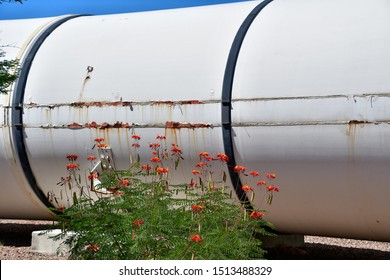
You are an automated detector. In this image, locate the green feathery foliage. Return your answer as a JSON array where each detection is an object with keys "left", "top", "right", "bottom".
[{"left": 51, "top": 136, "right": 278, "bottom": 260}]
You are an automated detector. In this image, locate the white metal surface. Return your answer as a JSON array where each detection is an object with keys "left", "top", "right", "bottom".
[{"left": 0, "top": 0, "right": 390, "bottom": 241}]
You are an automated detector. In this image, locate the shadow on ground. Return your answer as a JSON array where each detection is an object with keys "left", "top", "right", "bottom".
[{"left": 0, "top": 222, "right": 54, "bottom": 246}]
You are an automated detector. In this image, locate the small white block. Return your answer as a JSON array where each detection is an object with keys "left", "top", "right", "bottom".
[{"left": 31, "top": 229, "right": 73, "bottom": 256}]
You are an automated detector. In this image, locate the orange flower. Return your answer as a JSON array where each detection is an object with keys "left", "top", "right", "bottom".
[
  {"left": 191, "top": 205, "right": 203, "bottom": 213},
  {"left": 88, "top": 173, "right": 98, "bottom": 180},
  {"left": 257, "top": 181, "right": 266, "bottom": 186},
  {"left": 150, "top": 157, "right": 161, "bottom": 163},
  {"left": 196, "top": 162, "right": 207, "bottom": 167},
  {"left": 250, "top": 211, "right": 264, "bottom": 219},
  {"left": 249, "top": 171, "right": 259, "bottom": 177},
  {"left": 131, "top": 135, "right": 141, "bottom": 140},
  {"left": 266, "top": 173, "right": 276, "bottom": 179},
  {"left": 87, "top": 244, "right": 99, "bottom": 253},
  {"left": 97, "top": 143, "right": 107, "bottom": 148},
  {"left": 157, "top": 167, "right": 169, "bottom": 174},
  {"left": 57, "top": 205, "right": 65, "bottom": 213},
  {"left": 188, "top": 180, "right": 197, "bottom": 188},
  {"left": 171, "top": 144, "right": 182, "bottom": 154},
  {"left": 199, "top": 151, "right": 209, "bottom": 158},
  {"left": 94, "top": 138, "right": 104, "bottom": 143},
  {"left": 141, "top": 164, "right": 152, "bottom": 170},
  {"left": 66, "top": 154, "right": 78, "bottom": 161},
  {"left": 234, "top": 165, "right": 246, "bottom": 173},
  {"left": 87, "top": 155, "right": 97, "bottom": 161},
  {"left": 66, "top": 163, "right": 78, "bottom": 171},
  {"left": 209, "top": 185, "right": 217, "bottom": 191},
  {"left": 242, "top": 185, "right": 253, "bottom": 192},
  {"left": 267, "top": 185, "right": 280, "bottom": 192},
  {"left": 133, "top": 219, "right": 144, "bottom": 228},
  {"left": 192, "top": 169, "right": 201, "bottom": 175},
  {"left": 149, "top": 143, "right": 160, "bottom": 149},
  {"left": 216, "top": 153, "right": 229, "bottom": 162},
  {"left": 118, "top": 179, "right": 130, "bottom": 186},
  {"left": 191, "top": 234, "right": 203, "bottom": 243}
]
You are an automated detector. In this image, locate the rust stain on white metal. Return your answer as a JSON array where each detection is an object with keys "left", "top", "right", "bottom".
[
  {"left": 165, "top": 121, "right": 211, "bottom": 129},
  {"left": 79, "top": 66, "right": 94, "bottom": 100}
]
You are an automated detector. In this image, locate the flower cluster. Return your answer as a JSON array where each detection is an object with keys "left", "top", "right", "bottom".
[
  {"left": 87, "top": 155, "right": 97, "bottom": 161},
  {"left": 94, "top": 138, "right": 108, "bottom": 148},
  {"left": 216, "top": 153, "right": 229, "bottom": 162},
  {"left": 118, "top": 179, "right": 130, "bottom": 187},
  {"left": 191, "top": 234, "right": 203, "bottom": 243},
  {"left": 133, "top": 219, "right": 144, "bottom": 228},
  {"left": 86, "top": 244, "right": 99, "bottom": 253},
  {"left": 250, "top": 211, "right": 264, "bottom": 220},
  {"left": 66, "top": 154, "right": 78, "bottom": 161},
  {"left": 66, "top": 163, "right": 79, "bottom": 171},
  {"left": 156, "top": 167, "right": 169, "bottom": 174},
  {"left": 191, "top": 205, "right": 203, "bottom": 213}
]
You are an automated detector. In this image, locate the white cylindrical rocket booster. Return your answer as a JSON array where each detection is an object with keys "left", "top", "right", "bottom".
[{"left": 1, "top": 0, "right": 390, "bottom": 241}]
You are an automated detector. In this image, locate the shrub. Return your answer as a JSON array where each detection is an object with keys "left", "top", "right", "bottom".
[{"left": 50, "top": 135, "right": 279, "bottom": 260}]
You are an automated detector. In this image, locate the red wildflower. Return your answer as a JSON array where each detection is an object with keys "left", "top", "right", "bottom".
[
  {"left": 141, "top": 164, "right": 152, "bottom": 170},
  {"left": 97, "top": 143, "right": 107, "bottom": 148},
  {"left": 199, "top": 151, "right": 209, "bottom": 158},
  {"left": 242, "top": 185, "right": 253, "bottom": 192},
  {"left": 94, "top": 138, "right": 104, "bottom": 143},
  {"left": 132, "top": 143, "right": 140, "bottom": 148},
  {"left": 171, "top": 144, "right": 182, "bottom": 154},
  {"left": 86, "top": 244, "right": 99, "bottom": 253},
  {"left": 257, "top": 181, "right": 267, "bottom": 186},
  {"left": 88, "top": 173, "right": 98, "bottom": 180},
  {"left": 133, "top": 219, "right": 144, "bottom": 228},
  {"left": 57, "top": 205, "right": 65, "bottom": 213},
  {"left": 156, "top": 135, "right": 166, "bottom": 140},
  {"left": 267, "top": 185, "right": 280, "bottom": 192},
  {"left": 188, "top": 180, "right": 197, "bottom": 188},
  {"left": 191, "top": 234, "right": 203, "bottom": 243},
  {"left": 66, "top": 154, "right": 78, "bottom": 161},
  {"left": 234, "top": 165, "right": 246, "bottom": 173},
  {"left": 157, "top": 167, "right": 169, "bottom": 174},
  {"left": 216, "top": 153, "right": 229, "bottom": 162},
  {"left": 196, "top": 162, "right": 207, "bottom": 168},
  {"left": 118, "top": 179, "right": 130, "bottom": 186},
  {"left": 249, "top": 171, "right": 259, "bottom": 177},
  {"left": 192, "top": 169, "right": 201, "bottom": 175},
  {"left": 191, "top": 205, "right": 203, "bottom": 213},
  {"left": 250, "top": 211, "right": 264, "bottom": 220},
  {"left": 149, "top": 143, "right": 160, "bottom": 149},
  {"left": 204, "top": 156, "right": 214, "bottom": 161},
  {"left": 131, "top": 135, "right": 141, "bottom": 140},
  {"left": 150, "top": 157, "right": 161, "bottom": 163},
  {"left": 66, "top": 163, "right": 78, "bottom": 171},
  {"left": 266, "top": 173, "right": 276, "bottom": 179},
  {"left": 87, "top": 155, "right": 96, "bottom": 161}
]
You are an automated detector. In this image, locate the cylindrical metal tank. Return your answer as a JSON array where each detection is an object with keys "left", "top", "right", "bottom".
[{"left": 1, "top": 0, "right": 390, "bottom": 241}]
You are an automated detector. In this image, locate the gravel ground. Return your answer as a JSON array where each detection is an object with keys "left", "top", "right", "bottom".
[{"left": 1, "top": 219, "right": 390, "bottom": 260}]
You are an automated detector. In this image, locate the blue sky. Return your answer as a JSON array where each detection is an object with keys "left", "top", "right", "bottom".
[{"left": 0, "top": 0, "right": 251, "bottom": 20}]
